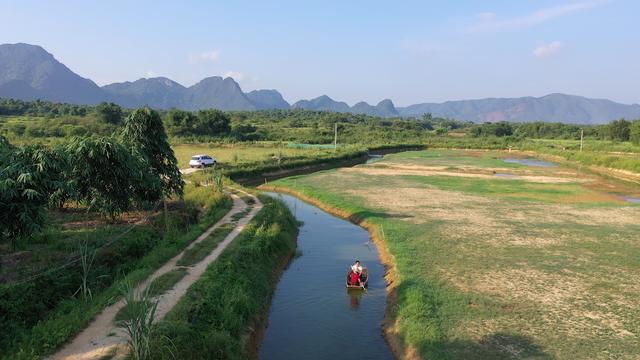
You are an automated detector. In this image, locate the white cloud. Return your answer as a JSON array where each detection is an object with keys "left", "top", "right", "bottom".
[
  {"left": 188, "top": 50, "right": 220, "bottom": 64},
  {"left": 223, "top": 70, "right": 244, "bottom": 80},
  {"left": 468, "top": 1, "right": 608, "bottom": 32},
  {"left": 476, "top": 12, "right": 497, "bottom": 22},
  {"left": 533, "top": 41, "right": 563, "bottom": 58},
  {"left": 145, "top": 70, "right": 156, "bottom": 78}
]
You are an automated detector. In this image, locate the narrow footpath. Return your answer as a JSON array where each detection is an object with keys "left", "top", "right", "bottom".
[{"left": 50, "top": 189, "right": 263, "bottom": 360}]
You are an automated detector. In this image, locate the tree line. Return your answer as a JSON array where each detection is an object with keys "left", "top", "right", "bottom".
[
  {"left": 467, "top": 119, "right": 640, "bottom": 143},
  {"left": 0, "top": 107, "right": 183, "bottom": 248},
  {"left": 3, "top": 98, "right": 639, "bottom": 144}
]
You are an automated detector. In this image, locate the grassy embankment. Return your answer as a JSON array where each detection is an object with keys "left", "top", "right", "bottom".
[
  {"left": 264, "top": 149, "right": 640, "bottom": 359},
  {"left": 146, "top": 194, "right": 299, "bottom": 360},
  {"left": 0, "top": 184, "right": 232, "bottom": 360},
  {"left": 178, "top": 143, "right": 424, "bottom": 185}
]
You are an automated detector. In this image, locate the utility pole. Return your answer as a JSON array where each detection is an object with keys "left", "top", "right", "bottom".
[
  {"left": 580, "top": 129, "right": 584, "bottom": 152},
  {"left": 334, "top": 122, "right": 338, "bottom": 150}
]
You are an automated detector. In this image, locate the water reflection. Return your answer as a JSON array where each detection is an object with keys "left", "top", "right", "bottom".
[{"left": 349, "top": 291, "right": 362, "bottom": 310}]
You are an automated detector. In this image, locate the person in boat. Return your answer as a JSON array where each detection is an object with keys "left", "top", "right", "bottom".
[
  {"left": 351, "top": 260, "right": 363, "bottom": 275},
  {"left": 349, "top": 270, "right": 361, "bottom": 286}
]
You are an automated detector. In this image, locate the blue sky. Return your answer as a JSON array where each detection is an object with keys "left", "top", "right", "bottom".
[{"left": 1, "top": 0, "right": 639, "bottom": 105}]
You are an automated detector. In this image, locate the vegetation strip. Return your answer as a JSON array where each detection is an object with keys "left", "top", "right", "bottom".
[
  {"left": 176, "top": 224, "right": 235, "bottom": 266},
  {"left": 148, "top": 194, "right": 299, "bottom": 360},
  {"left": 48, "top": 192, "right": 258, "bottom": 360},
  {"left": 0, "top": 192, "right": 232, "bottom": 360}
]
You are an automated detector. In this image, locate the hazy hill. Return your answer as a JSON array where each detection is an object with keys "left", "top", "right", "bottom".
[
  {"left": 398, "top": 94, "right": 640, "bottom": 124},
  {"left": 102, "top": 77, "right": 186, "bottom": 109},
  {"left": 292, "top": 95, "right": 351, "bottom": 112},
  {"left": 246, "top": 89, "right": 290, "bottom": 109},
  {"left": 1, "top": 43, "right": 639, "bottom": 123},
  {"left": 293, "top": 96, "right": 399, "bottom": 117},
  {"left": 181, "top": 76, "right": 256, "bottom": 111},
  {"left": 352, "top": 99, "right": 399, "bottom": 117},
  {"left": 0, "top": 43, "right": 106, "bottom": 104}
]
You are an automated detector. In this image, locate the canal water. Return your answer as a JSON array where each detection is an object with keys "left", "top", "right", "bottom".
[{"left": 260, "top": 193, "right": 393, "bottom": 360}]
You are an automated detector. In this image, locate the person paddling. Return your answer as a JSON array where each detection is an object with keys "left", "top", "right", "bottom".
[
  {"left": 349, "top": 270, "right": 360, "bottom": 286},
  {"left": 351, "top": 260, "right": 363, "bottom": 274}
]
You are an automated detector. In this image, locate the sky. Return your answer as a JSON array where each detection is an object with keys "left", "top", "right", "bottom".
[{"left": 1, "top": 0, "right": 639, "bottom": 106}]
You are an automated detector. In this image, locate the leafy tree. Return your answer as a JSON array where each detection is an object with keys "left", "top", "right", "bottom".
[
  {"left": 607, "top": 119, "right": 631, "bottom": 141},
  {"left": 96, "top": 102, "right": 123, "bottom": 125},
  {"left": 195, "top": 109, "right": 231, "bottom": 135},
  {"left": 493, "top": 121, "right": 514, "bottom": 137},
  {"left": 164, "top": 108, "right": 197, "bottom": 137},
  {"left": 122, "top": 107, "right": 183, "bottom": 198},
  {"left": 629, "top": 120, "right": 640, "bottom": 145},
  {"left": 0, "top": 144, "right": 66, "bottom": 247},
  {"left": 66, "top": 136, "right": 152, "bottom": 219}
]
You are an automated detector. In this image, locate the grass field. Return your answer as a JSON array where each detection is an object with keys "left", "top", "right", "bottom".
[
  {"left": 267, "top": 149, "right": 640, "bottom": 359},
  {"left": 172, "top": 143, "right": 338, "bottom": 168}
]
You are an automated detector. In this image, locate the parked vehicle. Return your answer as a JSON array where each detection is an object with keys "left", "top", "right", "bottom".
[{"left": 189, "top": 154, "right": 217, "bottom": 168}]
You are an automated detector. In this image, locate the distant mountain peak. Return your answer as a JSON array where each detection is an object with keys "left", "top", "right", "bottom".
[
  {"left": 398, "top": 93, "right": 640, "bottom": 124},
  {"left": 0, "top": 42, "right": 106, "bottom": 104},
  {"left": 1, "top": 43, "right": 638, "bottom": 123},
  {"left": 246, "top": 89, "right": 290, "bottom": 110}
]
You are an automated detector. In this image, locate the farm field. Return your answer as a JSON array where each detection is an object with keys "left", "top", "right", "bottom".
[
  {"left": 172, "top": 143, "right": 340, "bottom": 169},
  {"left": 266, "top": 149, "right": 640, "bottom": 359}
]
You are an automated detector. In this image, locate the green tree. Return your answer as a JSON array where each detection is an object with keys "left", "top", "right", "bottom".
[
  {"left": 493, "top": 121, "right": 514, "bottom": 137},
  {"left": 164, "top": 108, "right": 197, "bottom": 137},
  {"left": 66, "top": 136, "right": 151, "bottom": 219},
  {"left": 607, "top": 119, "right": 631, "bottom": 141},
  {"left": 630, "top": 120, "right": 640, "bottom": 145},
  {"left": 96, "top": 102, "right": 123, "bottom": 125},
  {"left": 195, "top": 109, "right": 231, "bottom": 135},
  {"left": 122, "top": 107, "right": 183, "bottom": 198},
  {"left": 0, "top": 144, "right": 66, "bottom": 247}
]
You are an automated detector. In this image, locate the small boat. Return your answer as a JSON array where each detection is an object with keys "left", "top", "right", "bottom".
[{"left": 346, "top": 267, "right": 368, "bottom": 289}]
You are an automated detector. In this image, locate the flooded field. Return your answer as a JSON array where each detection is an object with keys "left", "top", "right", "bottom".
[{"left": 502, "top": 157, "right": 558, "bottom": 167}]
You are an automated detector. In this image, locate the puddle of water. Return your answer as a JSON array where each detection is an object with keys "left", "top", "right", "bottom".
[
  {"left": 503, "top": 158, "right": 558, "bottom": 167},
  {"left": 621, "top": 196, "right": 640, "bottom": 204},
  {"left": 366, "top": 155, "right": 384, "bottom": 164},
  {"left": 260, "top": 193, "right": 393, "bottom": 360}
]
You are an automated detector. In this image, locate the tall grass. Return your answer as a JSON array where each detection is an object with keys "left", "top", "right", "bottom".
[
  {"left": 76, "top": 237, "right": 96, "bottom": 302},
  {"left": 117, "top": 281, "right": 159, "bottom": 360}
]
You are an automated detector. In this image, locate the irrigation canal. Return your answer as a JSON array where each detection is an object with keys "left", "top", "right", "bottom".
[{"left": 259, "top": 192, "right": 393, "bottom": 360}]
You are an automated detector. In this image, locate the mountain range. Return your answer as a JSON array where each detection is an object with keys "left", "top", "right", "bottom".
[{"left": 1, "top": 43, "right": 639, "bottom": 124}]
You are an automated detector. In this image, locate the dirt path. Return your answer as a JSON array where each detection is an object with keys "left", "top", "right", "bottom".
[
  {"left": 49, "top": 190, "right": 263, "bottom": 360},
  {"left": 180, "top": 167, "right": 200, "bottom": 175}
]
